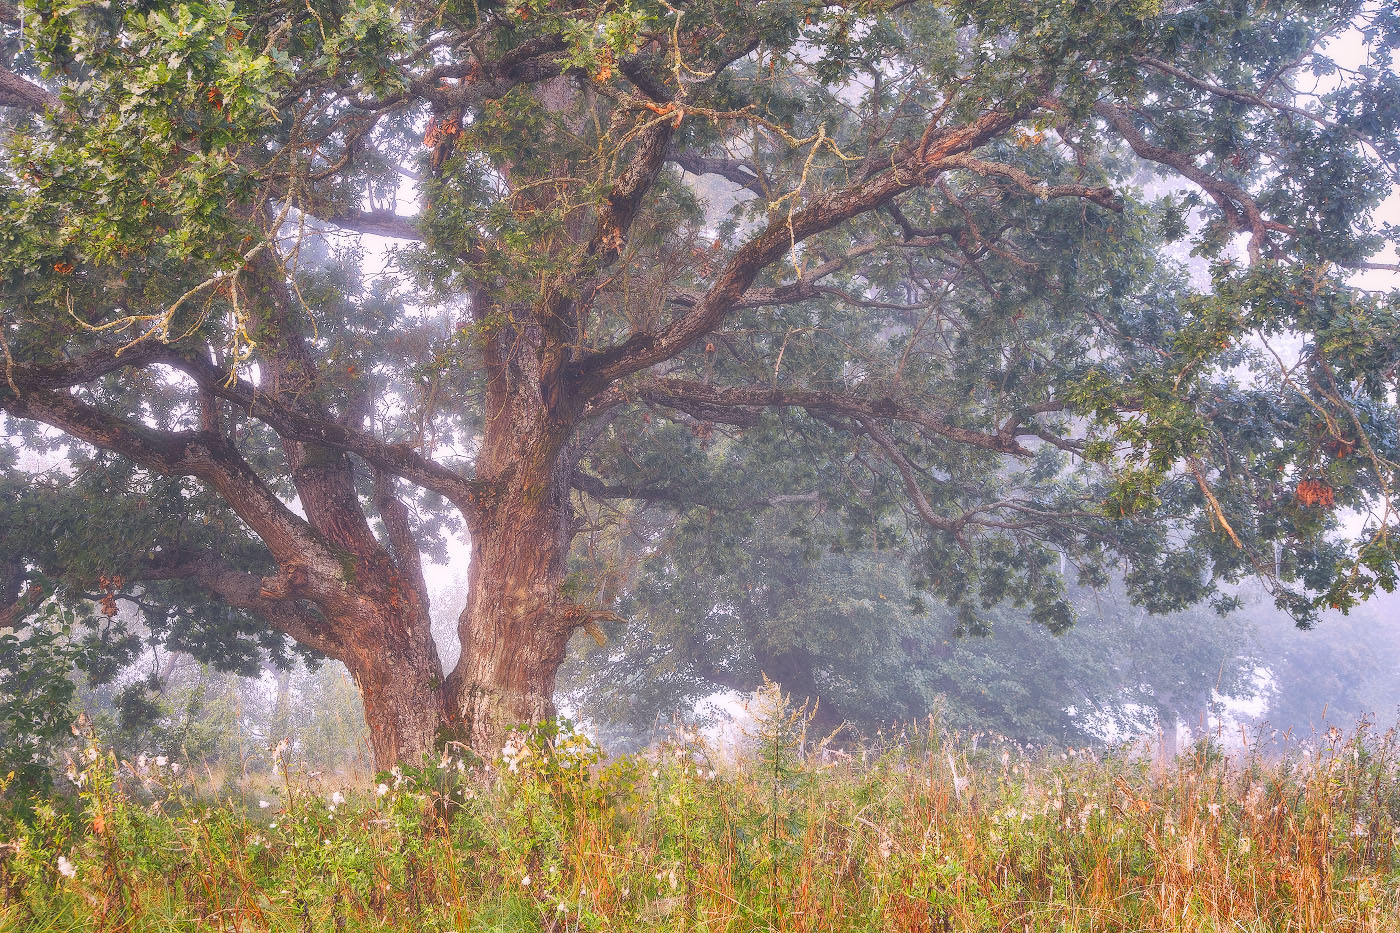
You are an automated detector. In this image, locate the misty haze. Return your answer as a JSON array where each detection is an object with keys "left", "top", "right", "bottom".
[{"left": 3, "top": 0, "right": 1399, "bottom": 928}]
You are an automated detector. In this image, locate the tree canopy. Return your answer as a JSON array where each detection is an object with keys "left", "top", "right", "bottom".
[{"left": 1, "top": 0, "right": 1398, "bottom": 767}]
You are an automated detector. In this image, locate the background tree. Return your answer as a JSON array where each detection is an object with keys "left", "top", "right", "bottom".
[
  {"left": 1, "top": 0, "right": 1398, "bottom": 768},
  {"left": 558, "top": 510, "right": 1261, "bottom": 749}
]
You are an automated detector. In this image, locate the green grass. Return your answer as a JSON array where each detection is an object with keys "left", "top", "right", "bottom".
[{"left": 3, "top": 713, "right": 1399, "bottom": 932}]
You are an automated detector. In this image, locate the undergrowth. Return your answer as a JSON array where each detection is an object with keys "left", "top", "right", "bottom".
[{"left": 2, "top": 692, "right": 1399, "bottom": 931}]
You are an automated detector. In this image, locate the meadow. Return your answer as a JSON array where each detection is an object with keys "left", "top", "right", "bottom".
[{"left": 3, "top": 698, "right": 1399, "bottom": 932}]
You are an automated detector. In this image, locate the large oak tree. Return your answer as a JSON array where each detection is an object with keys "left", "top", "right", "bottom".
[{"left": 1, "top": 0, "right": 1397, "bottom": 768}]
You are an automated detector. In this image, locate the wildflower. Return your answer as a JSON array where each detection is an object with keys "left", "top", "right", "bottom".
[
  {"left": 56, "top": 855, "right": 76, "bottom": 879},
  {"left": 376, "top": 783, "right": 389, "bottom": 797},
  {"left": 521, "top": 874, "right": 531, "bottom": 887},
  {"left": 85, "top": 747, "right": 98, "bottom": 763},
  {"left": 269, "top": 822, "right": 278, "bottom": 829},
  {"left": 259, "top": 800, "right": 270, "bottom": 809},
  {"left": 155, "top": 755, "right": 168, "bottom": 767},
  {"left": 170, "top": 763, "right": 181, "bottom": 775},
  {"left": 1208, "top": 803, "right": 1220, "bottom": 818},
  {"left": 330, "top": 791, "right": 345, "bottom": 806},
  {"left": 556, "top": 902, "right": 568, "bottom": 914},
  {"left": 1353, "top": 820, "right": 1369, "bottom": 838}
]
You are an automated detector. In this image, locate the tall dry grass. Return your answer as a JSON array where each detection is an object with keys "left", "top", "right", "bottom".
[{"left": 2, "top": 697, "right": 1398, "bottom": 931}]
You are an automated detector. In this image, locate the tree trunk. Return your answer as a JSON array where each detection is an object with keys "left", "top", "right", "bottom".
[
  {"left": 448, "top": 486, "right": 576, "bottom": 756},
  {"left": 442, "top": 307, "right": 581, "bottom": 756},
  {"left": 335, "top": 586, "right": 447, "bottom": 768},
  {"left": 1159, "top": 711, "right": 1181, "bottom": 761},
  {"left": 348, "top": 641, "right": 447, "bottom": 770}
]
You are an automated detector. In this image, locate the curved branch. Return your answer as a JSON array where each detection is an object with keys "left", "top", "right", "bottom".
[
  {"left": 572, "top": 101, "right": 1038, "bottom": 393},
  {"left": 1, "top": 388, "right": 346, "bottom": 597},
  {"left": 670, "top": 150, "right": 764, "bottom": 196},
  {"left": 1094, "top": 100, "right": 1268, "bottom": 263},
  {"left": 2, "top": 345, "right": 484, "bottom": 521}
]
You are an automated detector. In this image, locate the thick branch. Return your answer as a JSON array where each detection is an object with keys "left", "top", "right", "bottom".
[
  {"left": 942, "top": 153, "right": 1122, "bottom": 210},
  {"left": 0, "top": 66, "right": 60, "bottom": 113},
  {"left": 175, "top": 560, "right": 341, "bottom": 657},
  {"left": 1, "top": 388, "right": 344, "bottom": 594},
  {"left": 373, "top": 468, "right": 428, "bottom": 603},
  {"left": 2, "top": 343, "right": 483, "bottom": 521},
  {"left": 573, "top": 102, "right": 1037, "bottom": 392},
  {"left": 158, "top": 351, "right": 485, "bottom": 520},
  {"left": 670, "top": 150, "right": 764, "bottom": 196}
]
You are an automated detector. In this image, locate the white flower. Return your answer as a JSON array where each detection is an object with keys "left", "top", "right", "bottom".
[
  {"left": 259, "top": 799, "right": 270, "bottom": 809},
  {"left": 556, "top": 902, "right": 568, "bottom": 914},
  {"left": 269, "top": 822, "right": 278, "bottom": 829},
  {"left": 56, "top": 855, "right": 76, "bottom": 879},
  {"left": 330, "top": 791, "right": 345, "bottom": 806},
  {"left": 170, "top": 763, "right": 181, "bottom": 774},
  {"left": 376, "top": 783, "right": 389, "bottom": 797},
  {"left": 155, "top": 755, "right": 168, "bottom": 767},
  {"left": 521, "top": 874, "right": 531, "bottom": 887},
  {"left": 84, "top": 747, "right": 98, "bottom": 763}
]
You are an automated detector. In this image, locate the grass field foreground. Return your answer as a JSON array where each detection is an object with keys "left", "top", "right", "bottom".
[{"left": 3, "top": 698, "right": 1399, "bottom": 932}]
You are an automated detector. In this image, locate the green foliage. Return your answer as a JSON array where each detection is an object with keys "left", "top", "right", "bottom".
[{"left": 0, "top": 604, "right": 82, "bottom": 802}]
